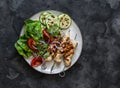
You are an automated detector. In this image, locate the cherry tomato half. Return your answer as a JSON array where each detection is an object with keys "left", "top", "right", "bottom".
[
  {"left": 31, "top": 56, "right": 43, "bottom": 67},
  {"left": 27, "top": 38, "right": 38, "bottom": 51}
]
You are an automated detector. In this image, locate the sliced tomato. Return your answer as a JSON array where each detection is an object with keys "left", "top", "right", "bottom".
[
  {"left": 31, "top": 56, "right": 43, "bottom": 67},
  {"left": 27, "top": 38, "right": 38, "bottom": 51},
  {"left": 42, "top": 29, "right": 53, "bottom": 43}
]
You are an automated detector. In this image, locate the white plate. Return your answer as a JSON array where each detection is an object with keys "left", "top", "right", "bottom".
[{"left": 20, "top": 10, "right": 82, "bottom": 74}]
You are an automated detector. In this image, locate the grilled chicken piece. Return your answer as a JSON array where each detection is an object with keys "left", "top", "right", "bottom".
[
  {"left": 54, "top": 54, "right": 63, "bottom": 64},
  {"left": 64, "top": 55, "right": 72, "bottom": 67},
  {"left": 62, "top": 37, "right": 78, "bottom": 67},
  {"left": 47, "top": 34, "right": 78, "bottom": 67},
  {"left": 64, "top": 49, "right": 74, "bottom": 57},
  {"left": 64, "top": 43, "right": 77, "bottom": 67}
]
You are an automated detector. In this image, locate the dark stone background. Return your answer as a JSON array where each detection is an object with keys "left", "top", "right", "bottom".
[{"left": 0, "top": 0, "right": 120, "bottom": 88}]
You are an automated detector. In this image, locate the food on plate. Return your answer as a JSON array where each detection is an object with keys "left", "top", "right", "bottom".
[
  {"left": 27, "top": 38, "right": 38, "bottom": 51},
  {"left": 62, "top": 36, "right": 78, "bottom": 67},
  {"left": 15, "top": 11, "right": 77, "bottom": 68},
  {"left": 45, "top": 55, "right": 52, "bottom": 62},
  {"left": 59, "top": 14, "right": 72, "bottom": 29},
  {"left": 15, "top": 35, "right": 33, "bottom": 58},
  {"left": 54, "top": 54, "right": 63, "bottom": 64},
  {"left": 31, "top": 56, "right": 43, "bottom": 67}
]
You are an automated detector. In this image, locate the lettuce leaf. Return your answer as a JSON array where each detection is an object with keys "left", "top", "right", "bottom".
[
  {"left": 15, "top": 35, "right": 33, "bottom": 58},
  {"left": 24, "top": 19, "right": 44, "bottom": 41}
]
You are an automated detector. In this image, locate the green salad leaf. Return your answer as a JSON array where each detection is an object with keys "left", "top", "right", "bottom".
[
  {"left": 37, "top": 43, "right": 49, "bottom": 58},
  {"left": 15, "top": 35, "right": 33, "bottom": 58},
  {"left": 24, "top": 19, "right": 44, "bottom": 41},
  {"left": 47, "top": 24, "right": 60, "bottom": 37},
  {"left": 15, "top": 43, "right": 27, "bottom": 57},
  {"left": 43, "top": 52, "right": 50, "bottom": 59}
]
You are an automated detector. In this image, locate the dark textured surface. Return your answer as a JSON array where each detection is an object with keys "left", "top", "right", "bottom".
[{"left": 0, "top": 0, "right": 120, "bottom": 88}]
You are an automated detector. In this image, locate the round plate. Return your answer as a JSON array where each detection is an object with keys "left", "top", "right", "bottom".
[{"left": 20, "top": 10, "right": 82, "bottom": 74}]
